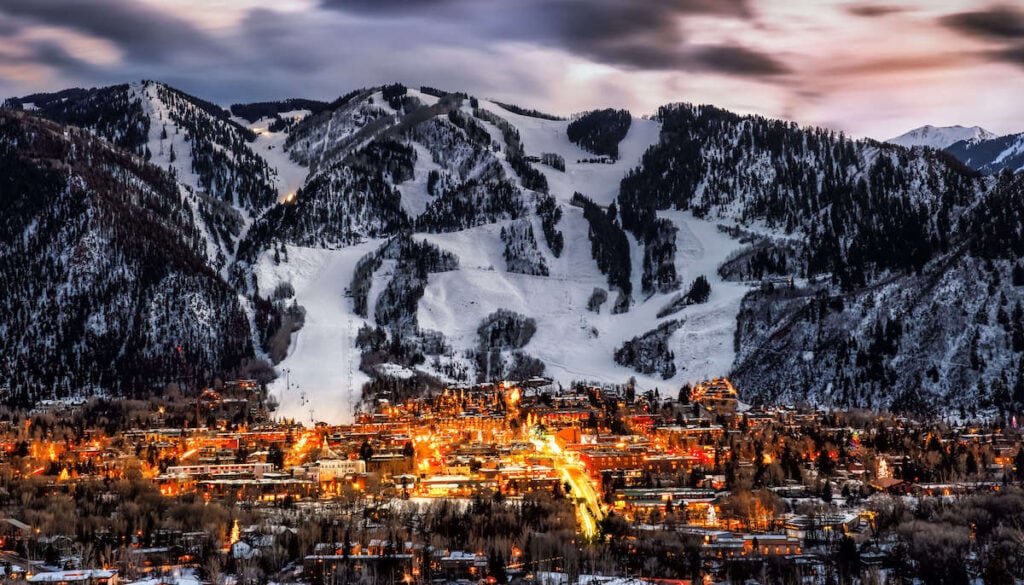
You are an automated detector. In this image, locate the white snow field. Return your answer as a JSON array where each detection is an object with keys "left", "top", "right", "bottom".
[
  {"left": 132, "top": 81, "right": 223, "bottom": 265},
  {"left": 397, "top": 141, "right": 444, "bottom": 217},
  {"left": 660, "top": 210, "right": 750, "bottom": 381},
  {"left": 415, "top": 103, "right": 749, "bottom": 390},
  {"left": 417, "top": 210, "right": 747, "bottom": 391},
  {"left": 255, "top": 241, "right": 381, "bottom": 424}
]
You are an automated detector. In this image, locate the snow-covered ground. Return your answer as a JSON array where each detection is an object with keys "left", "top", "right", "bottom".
[
  {"left": 254, "top": 241, "right": 381, "bottom": 424},
  {"left": 133, "top": 81, "right": 202, "bottom": 189},
  {"left": 417, "top": 211, "right": 748, "bottom": 391},
  {"left": 886, "top": 124, "right": 996, "bottom": 149},
  {"left": 397, "top": 141, "right": 443, "bottom": 216},
  {"left": 406, "top": 88, "right": 440, "bottom": 107},
  {"left": 132, "top": 81, "right": 223, "bottom": 266},
  {"left": 536, "top": 572, "right": 654, "bottom": 585}
]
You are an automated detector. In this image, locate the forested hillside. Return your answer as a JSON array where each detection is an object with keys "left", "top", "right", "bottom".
[
  {"left": 610, "top": 104, "right": 1024, "bottom": 413},
  {"left": 0, "top": 111, "right": 252, "bottom": 404}
]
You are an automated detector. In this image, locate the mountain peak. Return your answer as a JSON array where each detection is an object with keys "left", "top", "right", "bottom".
[{"left": 886, "top": 124, "right": 998, "bottom": 149}]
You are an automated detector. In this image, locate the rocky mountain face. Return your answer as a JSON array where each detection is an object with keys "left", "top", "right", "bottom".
[{"left": 2, "top": 82, "right": 1024, "bottom": 418}]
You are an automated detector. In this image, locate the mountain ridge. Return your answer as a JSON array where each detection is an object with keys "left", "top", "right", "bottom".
[{"left": 2, "top": 80, "right": 1023, "bottom": 420}]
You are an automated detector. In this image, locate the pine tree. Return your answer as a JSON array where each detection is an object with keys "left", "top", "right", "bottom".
[
  {"left": 1013, "top": 262, "right": 1024, "bottom": 287},
  {"left": 686, "top": 275, "right": 712, "bottom": 304}
]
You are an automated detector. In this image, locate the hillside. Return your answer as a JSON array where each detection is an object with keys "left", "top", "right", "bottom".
[
  {"left": 0, "top": 110, "right": 253, "bottom": 404},
  {"left": 5, "top": 81, "right": 289, "bottom": 272}
]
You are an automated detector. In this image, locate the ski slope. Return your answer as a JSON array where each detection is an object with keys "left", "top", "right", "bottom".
[
  {"left": 246, "top": 111, "right": 310, "bottom": 202},
  {"left": 417, "top": 210, "right": 748, "bottom": 390},
  {"left": 397, "top": 141, "right": 444, "bottom": 216},
  {"left": 660, "top": 210, "right": 751, "bottom": 381},
  {"left": 254, "top": 241, "right": 381, "bottom": 424},
  {"left": 476, "top": 101, "right": 661, "bottom": 206},
  {"left": 132, "top": 81, "right": 225, "bottom": 267},
  {"left": 254, "top": 99, "right": 751, "bottom": 423}
]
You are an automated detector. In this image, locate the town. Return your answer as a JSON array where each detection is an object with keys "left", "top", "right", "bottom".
[{"left": 0, "top": 377, "right": 1022, "bottom": 585}]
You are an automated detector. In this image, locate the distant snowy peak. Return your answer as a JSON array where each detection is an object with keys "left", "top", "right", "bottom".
[{"left": 886, "top": 125, "right": 998, "bottom": 149}]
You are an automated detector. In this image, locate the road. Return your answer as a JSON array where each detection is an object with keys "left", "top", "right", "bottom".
[{"left": 536, "top": 437, "right": 606, "bottom": 539}]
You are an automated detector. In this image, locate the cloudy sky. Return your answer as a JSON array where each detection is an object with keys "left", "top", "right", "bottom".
[{"left": 1, "top": 0, "right": 1022, "bottom": 139}]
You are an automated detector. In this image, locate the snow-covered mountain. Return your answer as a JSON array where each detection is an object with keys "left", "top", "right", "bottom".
[
  {"left": 886, "top": 124, "right": 997, "bottom": 149},
  {"left": 3, "top": 81, "right": 1024, "bottom": 421},
  {"left": 946, "top": 132, "right": 1024, "bottom": 175}
]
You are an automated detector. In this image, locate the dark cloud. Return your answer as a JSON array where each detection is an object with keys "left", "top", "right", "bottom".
[
  {"left": 693, "top": 45, "right": 790, "bottom": 77},
  {"left": 320, "top": 0, "right": 457, "bottom": 14},
  {"left": 941, "top": 5, "right": 1024, "bottom": 41},
  {"left": 174, "top": 8, "right": 550, "bottom": 108},
  {"left": 0, "top": 15, "right": 22, "bottom": 36},
  {"left": 22, "top": 40, "right": 102, "bottom": 76},
  {"left": 527, "top": 0, "right": 690, "bottom": 70},
  {"left": 527, "top": 0, "right": 783, "bottom": 76},
  {"left": 501, "top": 0, "right": 787, "bottom": 77},
  {"left": 988, "top": 44, "right": 1024, "bottom": 67},
  {"left": 0, "top": 0, "right": 220, "bottom": 61},
  {"left": 941, "top": 5, "right": 1024, "bottom": 70},
  {"left": 320, "top": 0, "right": 768, "bottom": 75},
  {"left": 323, "top": 0, "right": 748, "bottom": 18},
  {"left": 0, "top": 37, "right": 99, "bottom": 76},
  {"left": 846, "top": 5, "right": 907, "bottom": 18},
  {"left": 237, "top": 9, "right": 335, "bottom": 74}
]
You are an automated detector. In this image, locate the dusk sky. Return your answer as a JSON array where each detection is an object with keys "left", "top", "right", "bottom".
[{"left": 1, "top": 0, "right": 1023, "bottom": 139}]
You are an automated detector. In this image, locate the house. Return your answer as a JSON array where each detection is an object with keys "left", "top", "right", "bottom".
[
  {"left": 689, "top": 378, "right": 739, "bottom": 417},
  {"left": 123, "top": 573, "right": 202, "bottom": 585},
  {"left": 316, "top": 459, "right": 366, "bottom": 482},
  {"left": 28, "top": 569, "right": 118, "bottom": 585}
]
